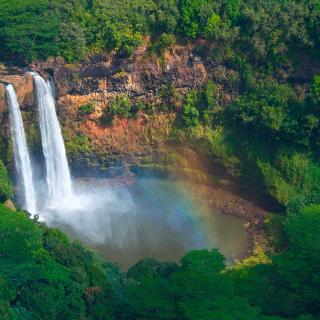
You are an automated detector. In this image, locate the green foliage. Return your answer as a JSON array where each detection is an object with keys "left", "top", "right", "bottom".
[
  {"left": 178, "top": 0, "right": 217, "bottom": 38},
  {"left": 203, "top": 13, "right": 234, "bottom": 41},
  {"left": 0, "top": 205, "right": 117, "bottom": 319},
  {"left": 224, "top": 0, "right": 242, "bottom": 23},
  {"left": 150, "top": 33, "right": 176, "bottom": 55},
  {"left": 311, "top": 74, "right": 320, "bottom": 105},
  {"left": 110, "top": 25, "right": 143, "bottom": 56},
  {"left": 0, "top": 0, "right": 59, "bottom": 62},
  {"left": 226, "top": 81, "right": 298, "bottom": 141},
  {"left": 79, "top": 103, "right": 95, "bottom": 115},
  {"left": 109, "top": 95, "right": 132, "bottom": 117},
  {"left": 180, "top": 82, "right": 223, "bottom": 128},
  {"left": 65, "top": 134, "right": 92, "bottom": 155},
  {"left": 1, "top": 0, "right": 319, "bottom": 65},
  {"left": 57, "top": 22, "right": 87, "bottom": 62},
  {"left": 267, "top": 205, "right": 320, "bottom": 318},
  {"left": 0, "top": 203, "right": 319, "bottom": 319},
  {"left": 256, "top": 162, "right": 294, "bottom": 205},
  {"left": 127, "top": 258, "right": 178, "bottom": 281},
  {"left": 101, "top": 94, "right": 132, "bottom": 125},
  {"left": 0, "top": 160, "right": 13, "bottom": 201},
  {"left": 182, "top": 92, "right": 200, "bottom": 127}
]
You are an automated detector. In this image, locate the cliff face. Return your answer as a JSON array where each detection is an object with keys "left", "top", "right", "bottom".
[
  {"left": 0, "top": 74, "right": 34, "bottom": 111},
  {"left": 0, "top": 43, "right": 248, "bottom": 195},
  {"left": 32, "top": 43, "right": 231, "bottom": 173},
  {"left": 49, "top": 43, "right": 209, "bottom": 97},
  {"left": 0, "top": 43, "right": 238, "bottom": 169},
  {"left": 0, "top": 45, "right": 270, "bottom": 252}
]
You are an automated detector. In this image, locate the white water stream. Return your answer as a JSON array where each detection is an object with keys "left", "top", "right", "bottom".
[
  {"left": 6, "top": 84, "right": 37, "bottom": 215},
  {"left": 32, "top": 73, "right": 73, "bottom": 208}
]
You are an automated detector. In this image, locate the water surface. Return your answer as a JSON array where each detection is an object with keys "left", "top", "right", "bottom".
[{"left": 46, "top": 177, "right": 247, "bottom": 270}]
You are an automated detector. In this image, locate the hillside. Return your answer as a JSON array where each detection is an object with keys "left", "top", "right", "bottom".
[{"left": 1, "top": 0, "right": 320, "bottom": 319}]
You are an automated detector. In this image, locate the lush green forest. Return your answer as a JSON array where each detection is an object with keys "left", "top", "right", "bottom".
[
  {"left": 0, "top": 202, "right": 319, "bottom": 319},
  {"left": 1, "top": 0, "right": 320, "bottom": 64},
  {"left": 1, "top": 0, "right": 320, "bottom": 319}
]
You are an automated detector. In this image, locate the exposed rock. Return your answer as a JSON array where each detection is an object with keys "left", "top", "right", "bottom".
[
  {"left": 4, "top": 199, "right": 16, "bottom": 211},
  {"left": 0, "top": 74, "right": 34, "bottom": 111}
]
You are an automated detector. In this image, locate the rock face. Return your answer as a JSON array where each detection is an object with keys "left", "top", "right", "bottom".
[
  {"left": 0, "top": 45, "right": 215, "bottom": 171},
  {"left": 0, "top": 43, "right": 241, "bottom": 186},
  {"left": 0, "top": 44, "right": 270, "bottom": 254},
  {"left": 0, "top": 43, "right": 237, "bottom": 169},
  {"left": 0, "top": 74, "right": 34, "bottom": 112},
  {"left": 30, "top": 43, "right": 226, "bottom": 172},
  {"left": 48, "top": 44, "right": 209, "bottom": 97},
  {"left": 4, "top": 199, "right": 16, "bottom": 211}
]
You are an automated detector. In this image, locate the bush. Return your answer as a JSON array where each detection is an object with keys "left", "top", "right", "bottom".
[
  {"left": 311, "top": 74, "right": 320, "bottom": 105},
  {"left": 101, "top": 95, "right": 132, "bottom": 125},
  {"left": 182, "top": 91, "right": 200, "bottom": 127},
  {"left": 225, "top": 81, "right": 303, "bottom": 142},
  {"left": 78, "top": 103, "right": 95, "bottom": 115},
  {"left": 0, "top": 160, "right": 13, "bottom": 201},
  {"left": 150, "top": 33, "right": 176, "bottom": 55},
  {"left": 57, "top": 22, "right": 87, "bottom": 62},
  {"left": 65, "top": 134, "right": 91, "bottom": 155},
  {"left": 109, "top": 95, "right": 132, "bottom": 117},
  {"left": 0, "top": 205, "right": 118, "bottom": 319}
]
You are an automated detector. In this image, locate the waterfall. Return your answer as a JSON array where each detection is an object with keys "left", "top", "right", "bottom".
[
  {"left": 32, "top": 73, "right": 73, "bottom": 207},
  {"left": 6, "top": 84, "right": 37, "bottom": 215}
]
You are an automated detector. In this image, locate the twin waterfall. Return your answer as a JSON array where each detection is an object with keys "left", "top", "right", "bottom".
[
  {"left": 32, "top": 74, "right": 73, "bottom": 206},
  {"left": 6, "top": 84, "right": 37, "bottom": 215},
  {"left": 6, "top": 74, "right": 73, "bottom": 215}
]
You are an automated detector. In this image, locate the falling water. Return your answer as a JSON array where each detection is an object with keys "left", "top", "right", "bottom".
[
  {"left": 32, "top": 73, "right": 73, "bottom": 207},
  {"left": 6, "top": 84, "right": 37, "bottom": 215}
]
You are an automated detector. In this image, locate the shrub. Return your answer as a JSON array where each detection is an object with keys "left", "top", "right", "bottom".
[
  {"left": 257, "top": 159, "right": 297, "bottom": 206},
  {"left": 132, "top": 101, "right": 150, "bottom": 114},
  {"left": 0, "top": 160, "right": 13, "bottom": 201},
  {"left": 311, "top": 74, "right": 320, "bottom": 105},
  {"left": 101, "top": 95, "right": 132, "bottom": 125},
  {"left": 182, "top": 91, "right": 200, "bottom": 127},
  {"left": 109, "top": 95, "right": 132, "bottom": 117},
  {"left": 79, "top": 103, "right": 95, "bottom": 115},
  {"left": 57, "top": 22, "right": 88, "bottom": 62},
  {"left": 151, "top": 33, "right": 176, "bottom": 55},
  {"left": 65, "top": 134, "right": 91, "bottom": 155}
]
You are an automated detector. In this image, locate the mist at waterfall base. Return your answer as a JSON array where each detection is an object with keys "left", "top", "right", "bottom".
[
  {"left": 9, "top": 73, "right": 246, "bottom": 270},
  {"left": 43, "top": 177, "right": 247, "bottom": 270}
]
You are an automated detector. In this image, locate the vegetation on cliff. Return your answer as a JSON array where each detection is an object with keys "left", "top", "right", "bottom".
[
  {"left": 0, "top": 160, "right": 13, "bottom": 202},
  {"left": 177, "top": 77, "right": 320, "bottom": 206}
]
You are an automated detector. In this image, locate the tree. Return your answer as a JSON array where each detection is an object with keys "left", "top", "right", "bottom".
[
  {"left": 311, "top": 75, "right": 320, "bottom": 105},
  {"left": 182, "top": 91, "right": 200, "bottom": 127},
  {"left": 0, "top": 160, "right": 13, "bottom": 201},
  {"left": 0, "top": 0, "right": 59, "bottom": 61},
  {"left": 266, "top": 205, "right": 320, "bottom": 318}
]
